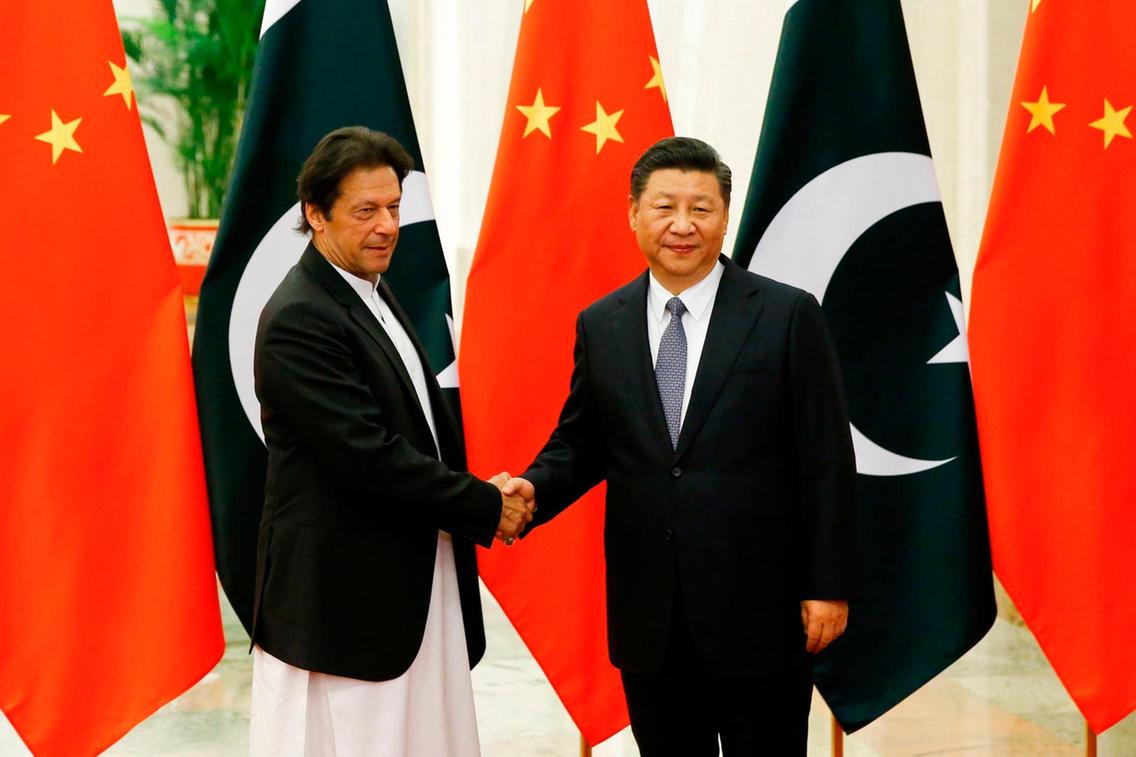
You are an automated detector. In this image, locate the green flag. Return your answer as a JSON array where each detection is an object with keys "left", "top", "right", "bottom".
[
  {"left": 732, "top": 0, "right": 995, "bottom": 731},
  {"left": 192, "top": 0, "right": 460, "bottom": 633}
]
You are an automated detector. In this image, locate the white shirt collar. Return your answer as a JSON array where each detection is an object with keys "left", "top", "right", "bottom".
[
  {"left": 647, "top": 259, "right": 725, "bottom": 324},
  {"left": 328, "top": 259, "right": 382, "bottom": 301}
]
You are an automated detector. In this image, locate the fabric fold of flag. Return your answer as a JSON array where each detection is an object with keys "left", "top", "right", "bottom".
[
  {"left": 969, "top": 0, "right": 1136, "bottom": 734},
  {"left": 732, "top": 0, "right": 994, "bottom": 732},
  {"left": 459, "top": 0, "right": 673, "bottom": 746},
  {"left": 0, "top": 2, "right": 224, "bottom": 754}
]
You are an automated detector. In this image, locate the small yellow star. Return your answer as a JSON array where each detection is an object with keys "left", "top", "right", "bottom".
[
  {"left": 103, "top": 60, "right": 134, "bottom": 110},
  {"left": 1031, "top": 0, "right": 1042, "bottom": 11},
  {"left": 0, "top": 115, "right": 10, "bottom": 126},
  {"left": 524, "top": 0, "right": 534, "bottom": 11},
  {"left": 1021, "top": 86, "right": 1065, "bottom": 134},
  {"left": 645, "top": 56, "right": 667, "bottom": 103},
  {"left": 580, "top": 101, "right": 625, "bottom": 154},
  {"left": 1089, "top": 99, "right": 1132, "bottom": 148},
  {"left": 516, "top": 88, "right": 561, "bottom": 139},
  {"left": 34, "top": 110, "right": 83, "bottom": 164}
]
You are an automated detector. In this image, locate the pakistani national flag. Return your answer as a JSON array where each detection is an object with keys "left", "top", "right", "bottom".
[
  {"left": 192, "top": 0, "right": 459, "bottom": 632},
  {"left": 732, "top": 0, "right": 995, "bottom": 731}
]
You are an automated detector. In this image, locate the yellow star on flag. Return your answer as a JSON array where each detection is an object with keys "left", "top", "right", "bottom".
[
  {"left": 0, "top": 114, "right": 10, "bottom": 126},
  {"left": 645, "top": 56, "right": 667, "bottom": 103},
  {"left": 580, "top": 101, "right": 624, "bottom": 154},
  {"left": 34, "top": 110, "right": 83, "bottom": 164},
  {"left": 516, "top": 88, "right": 561, "bottom": 139},
  {"left": 1021, "top": 86, "right": 1065, "bottom": 134},
  {"left": 1089, "top": 99, "right": 1132, "bottom": 148},
  {"left": 524, "top": 0, "right": 535, "bottom": 12},
  {"left": 103, "top": 60, "right": 135, "bottom": 110},
  {"left": 1031, "top": 0, "right": 1042, "bottom": 11}
]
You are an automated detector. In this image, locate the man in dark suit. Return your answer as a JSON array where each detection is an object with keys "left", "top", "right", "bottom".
[
  {"left": 504, "top": 137, "right": 858, "bottom": 756},
  {"left": 249, "top": 127, "right": 530, "bottom": 755}
]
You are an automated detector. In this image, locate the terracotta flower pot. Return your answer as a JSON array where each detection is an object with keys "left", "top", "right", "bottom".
[{"left": 168, "top": 219, "right": 218, "bottom": 296}]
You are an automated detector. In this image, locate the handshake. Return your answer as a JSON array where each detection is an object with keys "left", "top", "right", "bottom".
[{"left": 488, "top": 472, "right": 535, "bottom": 546}]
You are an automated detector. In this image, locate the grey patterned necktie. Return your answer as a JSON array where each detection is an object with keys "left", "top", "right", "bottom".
[{"left": 655, "top": 296, "right": 687, "bottom": 449}]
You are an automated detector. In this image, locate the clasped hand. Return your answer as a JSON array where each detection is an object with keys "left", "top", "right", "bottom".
[
  {"left": 488, "top": 472, "right": 536, "bottom": 544},
  {"left": 800, "top": 599, "right": 849, "bottom": 654}
]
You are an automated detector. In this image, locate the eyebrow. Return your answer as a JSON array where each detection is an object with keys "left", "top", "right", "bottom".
[{"left": 651, "top": 192, "right": 715, "bottom": 202}]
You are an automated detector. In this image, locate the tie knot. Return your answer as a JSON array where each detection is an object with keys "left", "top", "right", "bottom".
[{"left": 666, "top": 296, "right": 686, "bottom": 318}]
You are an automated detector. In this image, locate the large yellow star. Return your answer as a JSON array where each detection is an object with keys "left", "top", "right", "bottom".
[
  {"left": 103, "top": 60, "right": 135, "bottom": 110},
  {"left": 0, "top": 115, "right": 9, "bottom": 126},
  {"left": 1021, "top": 86, "right": 1065, "bottom": 134},
  {"left": 516, "top": 88, "right": 560, "bottom": 139},
  {"left": 1089, "top": 99, "right": 1132, "bottom": 148},
  {"left": 580, "top": 101, "right": 624, "bottom": 154},
  {"left": 524, "top": 0, "right": 535, "bottom": 12},
  {"left": 645, "top": 56, "right": 667, "bottom": 103},
  {"left": 34, "top": 110, "right": 83, "bottom": 164},
  {"left": 1031, "top": 0, "right": 1042, "bottom": 11}
]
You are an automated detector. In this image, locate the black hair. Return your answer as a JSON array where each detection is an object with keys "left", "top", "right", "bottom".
[
  {"left": 295, "top": 126, "right": 415, "bottom": 234},
  {"left": 629, "top": 136, "right": 732, "bottom": 206}
]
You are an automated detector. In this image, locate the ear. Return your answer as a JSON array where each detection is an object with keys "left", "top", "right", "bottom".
[
  {"left": 628, "top": 195, "right": 639, "bottom": 231},
  {"left": 304, "top": 202, "right": 326, "bottom": 233}
]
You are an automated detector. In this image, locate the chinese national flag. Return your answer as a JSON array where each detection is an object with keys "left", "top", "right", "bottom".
[
  {"left": 0, "top": 2, "right": 224, "bottom": 755},
  {"left": 459, "top": 0, "right": 672, "bottom": 745},
  {"left": 968, "top": 0, "right": 1136, "bottom": 733}
]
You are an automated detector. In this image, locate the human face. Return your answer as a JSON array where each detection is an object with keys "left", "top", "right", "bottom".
[
  {"left": 306, "top": 165, "right": 402, "bottom": 284},
  {"left": 629, "top": 168, "right": 728, "bottom": 294}
]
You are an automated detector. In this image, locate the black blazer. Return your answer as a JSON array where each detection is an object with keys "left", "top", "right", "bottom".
[
  {"left": 523, "top": 255, "right": 858, "bottom": 676},
  {"left": 251, "top": 244, "right": 501, "bottom": 681}
]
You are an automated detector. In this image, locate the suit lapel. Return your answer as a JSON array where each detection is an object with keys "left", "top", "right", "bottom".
[
  {"left": 300, "top": 246, "right": 430, "bottom": 449},
  {"left": 611, "top": 272, "right": 675, "bottom": 461},
  {"left": 378, "top": 280, "right": 462, "bottom": 461},
  {"left": 674, "top": 256, "right": 764, "bottom": 460}
]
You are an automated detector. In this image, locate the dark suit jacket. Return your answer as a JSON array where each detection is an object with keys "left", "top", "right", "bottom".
[
  {"left": 251, "top": 244, "right": 501, "bottom": 681},
  {"left": 523, "top": 254, "right": 858, "bottom": 676}
]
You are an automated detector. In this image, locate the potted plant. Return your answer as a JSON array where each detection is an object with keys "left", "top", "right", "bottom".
[{"left": 121, "top": 0, "right": 264, "bottom": 295}]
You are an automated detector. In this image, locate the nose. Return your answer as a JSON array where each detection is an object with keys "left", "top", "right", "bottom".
[
  {"left": 373, "top": 208, "right": 398, "bottom": 235},
  {"left": 669, "top": 211, "right": 695, "bottom": 235}
]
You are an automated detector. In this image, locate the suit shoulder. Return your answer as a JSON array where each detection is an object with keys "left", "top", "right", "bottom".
[
  {"left": 579, "top": 272, "right": 646, "bottom": 321},
  {"left": 727, "top": 269, "right": 821, "bottom": 327},
  {"left": 734, "top": 267, "right": 814, "bottom": 305},
  {"left": 259, "top": 264, "right": 340, "bottom": 334}
]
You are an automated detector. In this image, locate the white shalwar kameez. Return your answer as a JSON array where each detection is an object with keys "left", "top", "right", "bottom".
[{"left": 249, "top": 265, "right": 482, "bottom": 757}]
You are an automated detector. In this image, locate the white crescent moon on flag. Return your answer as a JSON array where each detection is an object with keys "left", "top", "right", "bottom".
[
  {"left": 260, "top": 0, "right": 303, "bottom": 38},
  {"left": 747, "top": 151, "right": 957, "bottom": 477},
  {"left": 227, "top": 170, "right": 446, "bottom": 442}
]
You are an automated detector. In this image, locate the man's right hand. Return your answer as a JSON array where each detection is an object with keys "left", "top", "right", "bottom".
[{"left": 488, "top": 472, "right": 534, "bottom": 543}]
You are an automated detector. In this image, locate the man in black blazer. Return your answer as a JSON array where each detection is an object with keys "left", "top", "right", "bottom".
[
  {"left": 250, "top": 127, "right": 530, "bottom": 755},
  {"left": 504, "top": 137, "right": 858, "bottom": 756}
]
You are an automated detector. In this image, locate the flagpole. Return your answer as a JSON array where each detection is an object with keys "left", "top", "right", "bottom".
[
  {"left": 831, "top": 715, "right": 844, "bottom": 757},
  {"left": 1085, "top": 721, "right": 1097, "bottom": 757},
  {"left": 580, "top": 733, "right": 592, "bottom": 757}
]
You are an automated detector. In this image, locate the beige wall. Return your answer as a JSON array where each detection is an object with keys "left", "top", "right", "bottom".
[{"left": 904, "top": 0, "right": 1027, "bottom": 309}]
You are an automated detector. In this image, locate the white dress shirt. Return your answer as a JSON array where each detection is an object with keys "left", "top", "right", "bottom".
[
  {"left": 330, "top": 264, "right": 441, "bottom": 453},
  {"left": 646, "top": 260, "right": 725, "bottom": 428}
]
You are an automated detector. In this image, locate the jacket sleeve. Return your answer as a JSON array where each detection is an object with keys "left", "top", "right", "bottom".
[
  {"left": 256, "top": 300, "right": 501, "bottom": 547},
  {"left": 788, "top": 292, "right": 861, "bottom": 598},
  {"left": 522, "top": 311, "right": 607, "bottom": 529}
]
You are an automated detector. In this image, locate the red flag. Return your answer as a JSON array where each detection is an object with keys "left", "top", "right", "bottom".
[
  {"left": 0, "top": 3, "right": 224, "bottom": 754},
  {"left": 969, "top": 0, "right": 1136, "bottom": 733},
  {"left": 459, "top": 0, "right": 672, "bottom": 745}
]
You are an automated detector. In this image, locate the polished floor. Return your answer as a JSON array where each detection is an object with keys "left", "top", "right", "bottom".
[{"left": 1, "top": 583, "right": 1132, "bottom": 756}]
